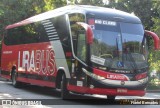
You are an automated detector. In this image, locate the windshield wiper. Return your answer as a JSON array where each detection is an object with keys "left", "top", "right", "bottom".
[
  {"left": 104, "top": 37, "right": 121, "bottom": 71},
  {"left": 123, "top": 48, "right": 137, "bottom": 73}
]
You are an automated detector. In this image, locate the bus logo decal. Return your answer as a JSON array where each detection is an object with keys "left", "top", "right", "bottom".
[{"left": 18, "top": 49, "right": 56, "bottom": 75}]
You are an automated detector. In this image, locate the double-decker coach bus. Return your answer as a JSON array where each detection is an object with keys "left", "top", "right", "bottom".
[{"left": 0, "top": 5, "right": 159, "bottom": 99}]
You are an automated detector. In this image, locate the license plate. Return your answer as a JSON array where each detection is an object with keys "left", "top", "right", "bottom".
[{"left": 117, "top": 88, "right": 128, "bottom": 93}]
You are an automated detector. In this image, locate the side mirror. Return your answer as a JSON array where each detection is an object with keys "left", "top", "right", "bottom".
[
  {"left": 145, "top": 30, "right": 159, "bottom": 50},
  {"left": 76, "top": 22, "right": 93, "bottom": 44}
]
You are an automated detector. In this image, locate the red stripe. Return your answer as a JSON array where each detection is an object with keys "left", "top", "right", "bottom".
[
  {"left": 93, "top": 68, "right": 129, "bottom": 81},
  {"left": 67, "top": 85, "right": 145, "bottom": 96},
  {"left": 0, "top": 75, "right": 10, "bottom": 80},
  {"left": 17, "top": 77, "right": 55, "bottom": 88}
]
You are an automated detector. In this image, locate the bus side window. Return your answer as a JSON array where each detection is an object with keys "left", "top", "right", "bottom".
[
  {"left": 69, "top": 13, "right": 85, "bottom": 58},
  {"left": 77, "top": 30, "right": 87, "bottom": 62},
  {"left": 72, "top": 35, "right": 77, "bottom": 55}
]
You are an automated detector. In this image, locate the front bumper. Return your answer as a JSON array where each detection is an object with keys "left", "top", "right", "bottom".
[
  {"left": 67, "top": 85, "right": 146, "bottom": 96},
  {"left": 82, "top": 68, "right": 148, "bottom": 89}
]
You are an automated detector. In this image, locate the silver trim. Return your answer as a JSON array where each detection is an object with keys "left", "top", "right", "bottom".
[
  {"left": 50, "top": 40, "right": 70, "bottom": 78},
  {"left": 47, "top": 32, "right": 57, "bottom": 35},
  {"left": 48, "top": 35, "right": 58, "bottom": 37},
  {"left": 44, "top": 24, "right": 54, "bottom": 28},
  {"left": 41, "top": 20, "right": 50, "bottom": 23},
  {"left": 82, "top": 68, "right": 148, "bottom": 87},
  {"left": 101, "top": 77, "right": 148, "bottom": 87},
  {"left": 42, "top": 22, "right": 52, "bottom": 25},
  {"left": 45, "top": 27, "right": 55, "bottom": 30},
  {"left": 46, "top": 29, "right": 56, "bottom": 33}
]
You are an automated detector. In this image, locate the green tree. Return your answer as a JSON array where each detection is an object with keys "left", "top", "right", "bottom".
[
  {"left": 0, "top": 0, "right": 66, "bottom": 39},
  {"left": 0, "top": 0, "right": 44, "bottom": 31},
  {"left": 152, "top": 0, "right": 160, "bottom": 36},
  {"left": 105, "top": 0, "right": 154, "bottom": 29},
  {"left": 148, "top": 0, "right": 160, "bottom": 75},
  {"left": 75, "top": 0, "right": 103, "bottom": 6}
]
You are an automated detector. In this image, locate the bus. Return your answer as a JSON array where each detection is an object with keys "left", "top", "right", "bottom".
[{"left": 0, "top": 5, "right": 159, "bottom": 99}]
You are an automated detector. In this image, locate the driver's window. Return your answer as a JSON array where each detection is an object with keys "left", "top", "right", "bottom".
[{"left": 77, "top": 31, "right": 87, "bottom": 61}]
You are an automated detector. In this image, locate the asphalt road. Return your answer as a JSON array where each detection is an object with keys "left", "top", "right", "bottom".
[{"left": 0, "top": 77, "right": 160, "bottom": 108}]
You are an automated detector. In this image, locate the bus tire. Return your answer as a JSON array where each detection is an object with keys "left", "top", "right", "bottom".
[
  {"left": 107, "top": 95, "right": 116, "bottom": 100},
  {"left": 61, "top": 73, "right": 69, "bottom": 99},
  {"left": 11, "top": 70, "right": 21, "bottom": 88}
]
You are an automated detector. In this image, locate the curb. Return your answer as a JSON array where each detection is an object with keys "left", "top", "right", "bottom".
[
  {"left": 0, "top": 77, "right": 8, "bottom": 81},
  {"left": 147, "top": 90, "right": 160, "bottom": 93}
]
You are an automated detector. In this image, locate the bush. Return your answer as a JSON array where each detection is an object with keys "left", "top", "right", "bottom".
[{"left": 147, "top": 77, "right": 160, "bottom": 90}]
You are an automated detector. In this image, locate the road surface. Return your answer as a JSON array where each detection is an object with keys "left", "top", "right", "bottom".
[{"left": 0, "top": 77, "right": 160, "bottom": 108}]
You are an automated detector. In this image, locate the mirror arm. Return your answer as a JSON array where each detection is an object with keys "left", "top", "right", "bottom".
[
  {"left": 145, "top": 30, "right": 159, "bottom": 50},
  {"left": 76, "top": 22, "right": 93, "bottom": 44}
]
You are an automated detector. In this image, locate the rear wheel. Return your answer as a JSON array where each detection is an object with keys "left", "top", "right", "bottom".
[
  {"left": 11, "top": 70, "right": 21, "bottom": 88},
  {"left": 61, "top": 73, "right": 69, "bottom": 99}
]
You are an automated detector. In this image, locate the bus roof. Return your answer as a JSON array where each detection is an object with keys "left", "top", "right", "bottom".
[{"left": 6, "top": 5, "right": 141, "bottom": 29}]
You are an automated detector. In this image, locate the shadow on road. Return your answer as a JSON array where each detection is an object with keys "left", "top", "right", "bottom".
[{"left": 2, "top": 79, "right": 117, "bottom": 105}]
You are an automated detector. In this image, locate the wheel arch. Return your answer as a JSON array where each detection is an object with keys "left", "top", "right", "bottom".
[{"left": 55, "top": 68, "right": 70, "bottom": 89}]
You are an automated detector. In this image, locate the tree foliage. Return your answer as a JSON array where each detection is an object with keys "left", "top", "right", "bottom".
[
  {"left": 75, "top": 0, "right": 103, "bottom": 6},
  {"left": 0, "top": 0, "right": 159, "bottom": 31},
  {"left": 0, "top": 0, "right": 66, "bottom": 32},
  {"left": 152, "top": 0, "right": 160, "bottom": 36},
  {"left": 0, "top": 0, "right": 160, "bottom": 72}
]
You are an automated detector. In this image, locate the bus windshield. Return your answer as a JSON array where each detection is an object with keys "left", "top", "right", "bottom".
[{"left": 90, "top": 19, "right": 148, "bottom": 72}]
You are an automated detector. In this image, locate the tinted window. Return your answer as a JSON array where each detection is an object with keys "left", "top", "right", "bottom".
[
  {"left": 4, "top": 21, "right": 49, "bottom": 45},
  {"left": 77, "top": 31, "right": 87, "bottom": 62},
  {"left": 121, "top": 23, "right": 144, "bottom": 35}
]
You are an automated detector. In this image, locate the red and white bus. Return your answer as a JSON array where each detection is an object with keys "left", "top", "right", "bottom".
[{"left": 0, "top": 5, "right": 159, "bottom": 99}]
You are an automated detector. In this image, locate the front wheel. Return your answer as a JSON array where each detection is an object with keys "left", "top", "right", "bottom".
[
  {"left": 107, "top": 95, "right": 116, "bottom": 100},
  {"left": 61, "top": 74, "right": 69, "bottom": 99}
]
